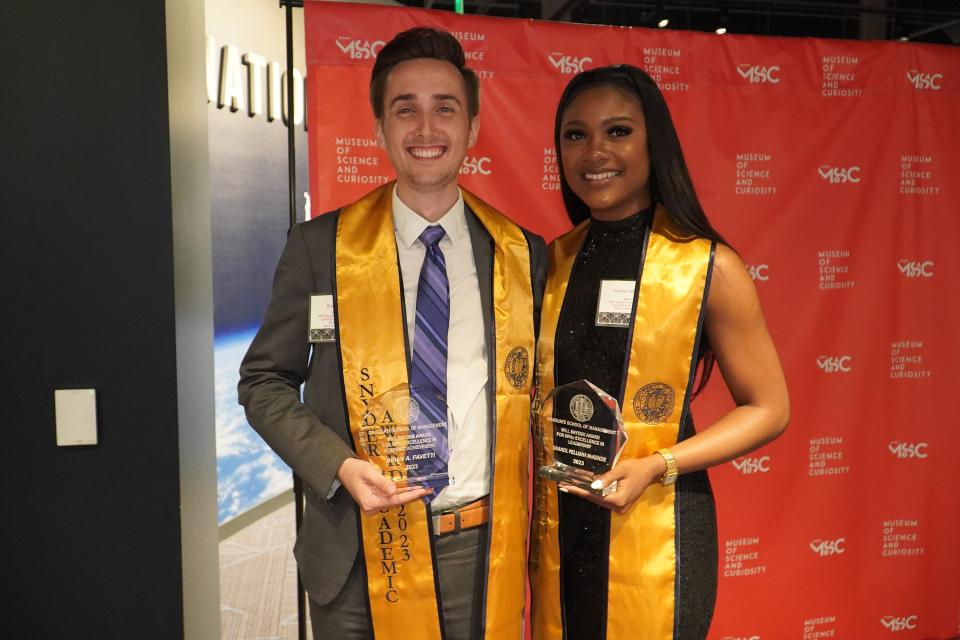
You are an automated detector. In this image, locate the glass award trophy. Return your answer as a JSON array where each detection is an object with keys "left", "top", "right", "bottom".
[
  {"left": 359, "top": 383, "right": 451, "bottom": 490},
  {"left": 537, "top": 380, "right": 627, "bottom": 496}
]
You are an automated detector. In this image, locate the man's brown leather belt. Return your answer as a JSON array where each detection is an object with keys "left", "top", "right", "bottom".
[{"left": 432, "top": 496, "right": 490, "bottom": 536}]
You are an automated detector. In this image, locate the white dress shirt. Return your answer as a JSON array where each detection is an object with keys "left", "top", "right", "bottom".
[{"left": 392, "top": 186, "right": 490, "bottom": 512}]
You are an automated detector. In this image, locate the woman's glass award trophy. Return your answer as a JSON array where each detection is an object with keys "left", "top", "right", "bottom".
[{"left": 537, "top": 379, "right": 627, "bottom": 496}]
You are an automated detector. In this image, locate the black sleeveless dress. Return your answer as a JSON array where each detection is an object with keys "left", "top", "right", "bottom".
[{"left": 554, "top": 208, "right": 718, "bottom": 640}]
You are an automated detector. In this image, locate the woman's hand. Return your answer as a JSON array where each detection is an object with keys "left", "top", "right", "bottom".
[{"left": 560, "top": 454, "right": 666, "bottom": 514}]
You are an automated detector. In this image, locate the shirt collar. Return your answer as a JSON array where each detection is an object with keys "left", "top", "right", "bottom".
[{"left": 393, "top": 185, "right": 467, "bottom": 249}]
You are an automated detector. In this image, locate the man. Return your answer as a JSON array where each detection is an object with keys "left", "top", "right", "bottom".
[{"left": 239, "top": 27, "right": 546, "bottom": 640}]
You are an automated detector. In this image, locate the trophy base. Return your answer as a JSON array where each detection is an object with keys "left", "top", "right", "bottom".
[
  {"left": 391, "top": 472, "right": 451, "bottom": 491},
  {"left": 538, "top": 465, "right": 617, "bottom": 496}
]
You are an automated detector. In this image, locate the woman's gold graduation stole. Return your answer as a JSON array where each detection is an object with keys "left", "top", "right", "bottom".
[
  {"left": 335, "top": 182, "right": 534, "bottom": 639},
  {"left": 531, "top": 206, "right": 714, "bottom": 640}
]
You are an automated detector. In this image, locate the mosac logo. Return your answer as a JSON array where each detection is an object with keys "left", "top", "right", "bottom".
[
  {"left": 737, "top": 64, "right": 781, "bottom": 83},
  {"left": 747, "top": 264, "right": 769, "bottom": 281},
  {"left": 549, "top": 53, "right": 592, "bottom": 74},
  {"left": 335, "top": 37, "right": 385, "bottom": 60},
  {"left": 818, "top": 165, "right": 861, "bottom": 184},
  {"left": 732, "top": 456, "right": 770, "bottom": 474},
  {"left": 907, "top": 70, "right": 943, "bottom": 90},
  {"left": 810, "top": 538, "right": 846, "bottom": 556},
  {"left": 888, "top": 441, "right": 928, "bottom": 459},
  {"left": 881, "top": 616, "right": 918, "bottom": 632},
  {"left": 897, "top": 260, "right": 933, "bottom": 278},
  {"left": 817, "top": 356, "right": 852, "bottom": 373},
  {"left": 460, "top": 156, "right": 492, "bottom": 175}
]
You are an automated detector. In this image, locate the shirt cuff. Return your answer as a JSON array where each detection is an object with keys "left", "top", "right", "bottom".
[{"left": 326, "top": 478, "right": 341, "bottom": 500}]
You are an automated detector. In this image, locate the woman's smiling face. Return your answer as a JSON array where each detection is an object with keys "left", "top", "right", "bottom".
[{"left": 559, "top": 85, "right": 652, "bottom": 221}]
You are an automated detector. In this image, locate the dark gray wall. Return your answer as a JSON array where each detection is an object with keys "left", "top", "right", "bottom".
[{"left": 1, "top": 2, "right": 184, "bottom": 637}]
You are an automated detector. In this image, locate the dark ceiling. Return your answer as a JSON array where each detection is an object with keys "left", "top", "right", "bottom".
[{"left": 401, "top": 1, "right": 960, "bottom": 45}]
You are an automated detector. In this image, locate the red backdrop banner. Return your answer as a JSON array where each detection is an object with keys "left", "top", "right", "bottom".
[{"left": 304, "top": 3, "right": 960, "bottom": 638}]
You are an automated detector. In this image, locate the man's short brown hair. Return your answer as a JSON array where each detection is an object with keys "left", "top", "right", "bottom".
[{"left": 370, "top": 27, "right": 480, "bottom": 120}]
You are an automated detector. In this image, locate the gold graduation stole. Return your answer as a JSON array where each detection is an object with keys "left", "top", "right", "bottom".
[
  {"left": 335, "top": 182, "right": 534, "bottom": 640},
  {"left": 531, "top": 206, "right": 714, "bottom": 640}
]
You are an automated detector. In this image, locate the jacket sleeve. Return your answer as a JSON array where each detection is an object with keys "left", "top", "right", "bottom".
[{"left": 237, "top": 222, "right": 355, "bottom": 498}]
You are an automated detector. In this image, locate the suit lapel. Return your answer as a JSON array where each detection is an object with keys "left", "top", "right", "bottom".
[{"left": 465, "top": 206, "right": 497, "bottom": 441}]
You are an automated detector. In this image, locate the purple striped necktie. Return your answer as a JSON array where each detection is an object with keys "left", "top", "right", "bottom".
[{"left": 409, "top": 225, "right": 450, "bottom": 495}]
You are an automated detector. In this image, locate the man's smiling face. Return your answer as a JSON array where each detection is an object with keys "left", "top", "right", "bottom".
[{"left": 375, "top": 57, "right": 479, "bottom": 198}]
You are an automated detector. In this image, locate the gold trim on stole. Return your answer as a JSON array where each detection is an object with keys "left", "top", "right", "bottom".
[
  {"left": 335, "top": 182, "right": 534, "bottom": 639},
  {"left": 531, "top": 207, "right": 713, "bottom": 640},
  {"left": 462, "top": 189, "right": 534, "bottom": 640}
]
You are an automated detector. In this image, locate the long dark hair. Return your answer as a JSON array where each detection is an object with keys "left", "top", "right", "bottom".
[{"left": 554, "top": 64, "right": 724, "bottom": 246}]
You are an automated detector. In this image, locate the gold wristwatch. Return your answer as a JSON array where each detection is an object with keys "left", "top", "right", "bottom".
[{"left": 656, "top": 448, "right": 679, "bottom": 485}]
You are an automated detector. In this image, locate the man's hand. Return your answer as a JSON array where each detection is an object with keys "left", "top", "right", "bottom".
[{"left": 337, "top": 457, "right": 431, "bottom": 515}]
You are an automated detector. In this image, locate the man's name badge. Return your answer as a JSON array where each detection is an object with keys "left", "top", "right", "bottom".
[
  {"left": 595, "top": 280, "right": 636, "bottom": 327},
  {"left": 308, "top": 295, "right": 336, "bottom": 343}
]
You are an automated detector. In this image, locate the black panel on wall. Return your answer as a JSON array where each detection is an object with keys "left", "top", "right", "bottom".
[{"left": 0, "top": 1, "right": 184, "bottom": 637}]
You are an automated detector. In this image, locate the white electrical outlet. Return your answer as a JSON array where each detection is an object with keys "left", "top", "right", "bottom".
[{"left": 55, "top": 389, "right": 98, "bottom": 446}]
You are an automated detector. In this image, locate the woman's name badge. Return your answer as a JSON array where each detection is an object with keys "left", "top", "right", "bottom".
[
  {"left": 308, "top": 295, "right": 336, "bottom": 343},
  {"left": 596, "top": 280, "right": 636, "bottom": 327}
]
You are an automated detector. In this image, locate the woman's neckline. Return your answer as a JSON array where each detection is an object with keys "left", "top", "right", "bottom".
[{"left": 589, "top": 202, "right": 656, "bottom": 230}]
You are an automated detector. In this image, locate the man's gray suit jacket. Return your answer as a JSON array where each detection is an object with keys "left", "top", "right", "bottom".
[{"left": 238, "top": 204, "right": 547, "bottom": 606}]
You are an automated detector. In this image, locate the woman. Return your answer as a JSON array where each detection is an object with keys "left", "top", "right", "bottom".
[{"left": 530, "top": 65, "right": 789, "bottom": 640}]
